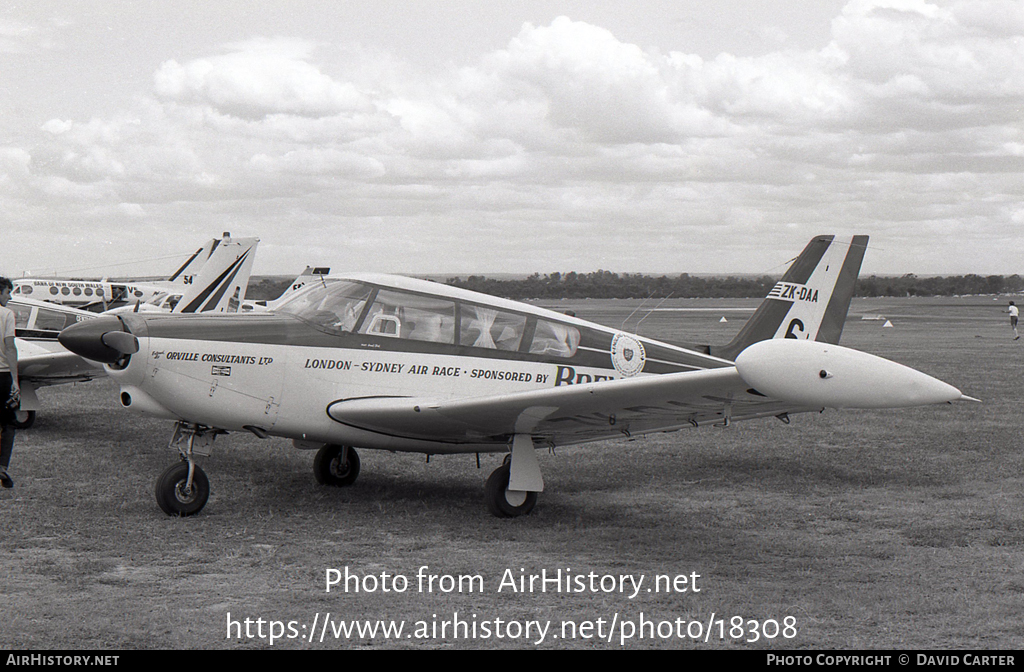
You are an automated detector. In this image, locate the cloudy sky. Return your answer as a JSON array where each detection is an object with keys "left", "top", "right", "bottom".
[{"left": 1, "top": 0, "right": 1021, "bottom": 278}]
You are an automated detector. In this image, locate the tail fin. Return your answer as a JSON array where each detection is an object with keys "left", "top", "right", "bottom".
[
  {"left": 166, "top": 237, "right": 219, "bottom": 286},
  {"left": 272, "top": 266, "right": 330, "bottom": 305},
  {"left": 710, "top": 235, "right": 868, "bottom": 361},
  {"left": 173, "top": 234, "right": 260, "bottom": 313},
  {"left": 248, "top": 266, "right": 331, "bottom": 311}
]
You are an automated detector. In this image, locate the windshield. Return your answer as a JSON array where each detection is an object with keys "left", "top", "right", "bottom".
[{"left": 274, "top": 280, "right": 374, "bottom": 333}]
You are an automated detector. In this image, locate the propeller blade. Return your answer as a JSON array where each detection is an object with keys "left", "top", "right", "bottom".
[{"left": 101, "top": 330, "right": 140, "bottom": 355}]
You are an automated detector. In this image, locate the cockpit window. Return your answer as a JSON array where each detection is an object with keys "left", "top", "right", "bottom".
[
  {"left": 275, "top": 280, "right": 374, "bottom": 333},
  {"left": 358, "top": 289, "right": 455, "bottom": 344}
]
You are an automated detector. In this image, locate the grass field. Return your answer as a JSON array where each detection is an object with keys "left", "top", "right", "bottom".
[{"left": 1, "top": 296, "right": 1022, "bottom": 650}]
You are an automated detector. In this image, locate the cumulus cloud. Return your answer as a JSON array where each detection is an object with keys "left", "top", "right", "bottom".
[
  {"left": 4, "top": 2, "right": 1023, "bottom": 274},
  {"left": 154, "top": 37, "right": 373, "bottom": 119},
  {"left": 479, "top": 17, "right": 690, "bottom": 143}
]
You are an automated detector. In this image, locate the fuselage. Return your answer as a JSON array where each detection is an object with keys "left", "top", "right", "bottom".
[
  {"left": 14, "top": 279, "right": 170, "bottom": 309},
  {"left": 85, "top": 273, "right": 733, "bottom": 454}
]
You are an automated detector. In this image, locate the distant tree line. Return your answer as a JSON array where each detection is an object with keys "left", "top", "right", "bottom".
[
  {"left": 247, "top": 272, "right": 1024, "bottom": 302},
  {"left": 443, "top": 272, "right": 1024, "bottom": 299},
  {"left": 856, "top": 274, "right": 1023, "bottom": 298}
]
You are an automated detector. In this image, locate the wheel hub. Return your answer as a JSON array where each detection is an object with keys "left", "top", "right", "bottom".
[
  {"left": 174, "top": 481, "right": 197, "bottom": 503},
  {"left": 504, "top": 489, "right": 528, "bottom": 506}
]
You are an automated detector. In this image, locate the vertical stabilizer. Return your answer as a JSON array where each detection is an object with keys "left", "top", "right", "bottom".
[
  {"left": 710, "top": 235, "right": 868, "bottom": 361},
  {"left": 166, "top": 237, "right": 218, "bottom": 286},
  {"left": 173, "top": 234, "right": 260, "bottom": 313},
  {"left": 271, "top": 266, "right": 330, "bottom": 307}
]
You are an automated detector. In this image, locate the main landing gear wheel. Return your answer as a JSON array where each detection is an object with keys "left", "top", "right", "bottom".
[
  {"left": 155, "top": 462, "right": 210, "bottom": 517},
  {"left": 485, "top": 462, "right": 538, "bottom": 518},
  {"left": 11, "top": 410, "right": 35, "bottom": 430},
  {"left": 313, "top": 444, "right": 360, "bottom": 487}
]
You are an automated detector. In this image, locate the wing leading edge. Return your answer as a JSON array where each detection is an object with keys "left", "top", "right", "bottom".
[{"left": 327, "top": 366, "right": 804, "bottom": 448}]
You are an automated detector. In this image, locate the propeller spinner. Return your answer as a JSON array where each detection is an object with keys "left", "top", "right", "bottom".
[{"left": 59, "top": 316, "right": 139, "bottom": 364}]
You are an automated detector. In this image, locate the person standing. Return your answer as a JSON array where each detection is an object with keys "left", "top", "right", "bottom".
[
  {"left": 1009, "top": 301, "right": 1020, "bottom": 341},
  {"left": 0, "top": 277, "right": 19, "bottom": 488}
]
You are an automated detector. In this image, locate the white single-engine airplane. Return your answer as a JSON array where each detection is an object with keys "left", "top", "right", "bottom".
[{"left": 58, "top": 235, "right": 975, "bottom": 517}]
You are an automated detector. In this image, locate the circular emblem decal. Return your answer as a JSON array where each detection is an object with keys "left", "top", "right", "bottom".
[{"left": 611, "top": 333, "right": 646, "bottom": 377}]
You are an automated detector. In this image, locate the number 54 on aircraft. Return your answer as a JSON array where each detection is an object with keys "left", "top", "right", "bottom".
[{"left": 58, "top": 235, "right": 976, "bottom": 518}]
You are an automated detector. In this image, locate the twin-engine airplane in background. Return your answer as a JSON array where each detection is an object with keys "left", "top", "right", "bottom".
[
  {"left": 13, "top": 235, "right": 223, "bottom": 311},
  {"left": 58, "top": 235, "right": 975, "bottom": 517},
  {"left": 14, "top": 232, "right": 258, "bottom": 313},
  {"left": 11, "top": 233, "right": 259, "bottom": 428}
]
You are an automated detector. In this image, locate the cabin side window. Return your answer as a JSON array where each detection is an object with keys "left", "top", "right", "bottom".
[
  {"left": 34, "top": 307, "right": 75, "bottom": 331},
  {"left": 529, "top": 319, "right": 580, "bottom": 358},
  {"left": 358, "top": 289, "right": 456, "bottom": 344},
  {"left": 460, "top": 305, "right": 527, "bottom": 351}
]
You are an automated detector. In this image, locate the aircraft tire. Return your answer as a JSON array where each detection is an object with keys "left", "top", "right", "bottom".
[
  {"left": 313, "top": 444, "right": 360, "bottom": 487},
  {"left": 11, "top": 410, "right": 35, "bottom": 430},
  {"left": 485, "top": 463, "right": 537, "bottom": 518},
  {"left": 155, "top": 462, "right": 210, "bottom": 517}
]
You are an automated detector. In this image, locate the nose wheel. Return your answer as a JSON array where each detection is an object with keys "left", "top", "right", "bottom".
[
  {"left": 156, "top": 422, "right": 219, "bottom": 516},
  {"left": 155, "top": 462, "right": 210, "bottom": 516}
]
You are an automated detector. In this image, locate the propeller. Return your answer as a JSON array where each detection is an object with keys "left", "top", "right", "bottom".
[{"left": 58, "top": 316, "right": 138, "bottom": 363}]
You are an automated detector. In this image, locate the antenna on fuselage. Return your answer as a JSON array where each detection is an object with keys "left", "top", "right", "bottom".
[
  {"left": 620, "top": 291, "right": 656, "bottom": 333},
  {"left": 634, "top": 293, "right": 673, "bottom": 337}
]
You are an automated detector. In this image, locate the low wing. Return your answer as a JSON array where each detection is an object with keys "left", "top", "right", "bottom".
[
  {"left": 327, "top": 367, "right": 809, "bottom": 447},
  {"left": 17, "top": 339, "right": 106, "bottom": 388}
]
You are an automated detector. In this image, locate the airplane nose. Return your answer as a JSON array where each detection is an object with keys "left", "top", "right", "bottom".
[{"left": 58, "top": 316, "right": 139, "bottom": 364}]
